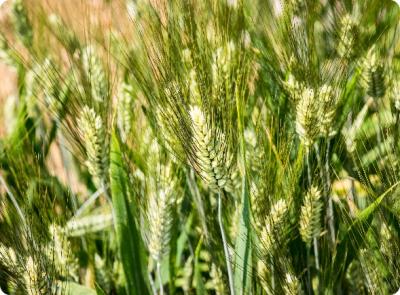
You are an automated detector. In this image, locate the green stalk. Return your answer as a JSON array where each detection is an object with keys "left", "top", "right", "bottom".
[
  {"left": 157, "top": 261, "right": 164, "bottom": 295},
  {"left": 325, "top": 140, "right": 335, "bottom": 245},
  {"left": 218, "top": 191, "right": 235, "bottom": 295},
  {"left": 306, "top": 150, "right": 319, "bottom": 271}
]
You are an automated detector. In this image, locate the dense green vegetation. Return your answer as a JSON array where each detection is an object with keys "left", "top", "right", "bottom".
[{"left": 0, "top": 0, "right": 400, "bottom": 294}]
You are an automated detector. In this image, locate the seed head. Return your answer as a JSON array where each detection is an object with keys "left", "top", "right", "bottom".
[
  {"left": 295, "top": 87, "right": 320, "bottom": 146},
  {"left": 147, "top": 185, "right": 176, "bottom": 262},
  {"left": 207, "top": 263, "right": 226, "bottom": 295},
  {"left": 260, "top": 199, "right": 288, "bottom": 252},
  {"left": 189, "top": 105, "right": 233, "bottom": 191},
  {"left": 48, "top": 224, "right": 79, "bottom": 281},
  {"left": 299, "top": 186, "right": 322, "bottom": 246},
  {"left": 77, "top": 106, "right": 109, "bottom": 186},
  {"left": 82, "top": 46, "right": 108, "bottom": 102},
  {"left": 283, "top": 273, "right": 300, "bottom": 294},
  {"left": 363, "top": 47, "right": 386, "bottom": 98},
  {"left": 12, "top": 0, "right": 33, "bottom": 48},
  {"left": 117, "top": 82, "right": 134, "bottom": 142},
  {"left": 337, "top": 14, "right": 359, "bottom": 59}
]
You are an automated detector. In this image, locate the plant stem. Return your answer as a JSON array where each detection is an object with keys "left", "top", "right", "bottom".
[
  {"left": 186, "top": 169, "right": 209, "bottom": 238},
  {"left": 306, "top": 150, "right": 319, "bottom": 271},
  {"left": 218, "top": 191, "right": 235, "bottom": 295},
  {"left": 325, "top": 140, "right": 335, "bottom": 245},
  {"left": 148, "top": 272, "right": 157, "bottom": 295},
  {"left": 157, "top": 261, "right": 163, "bottom": 295}
]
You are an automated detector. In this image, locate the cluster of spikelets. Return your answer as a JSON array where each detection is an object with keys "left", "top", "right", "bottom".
[
  {"left": 294, "top": 83, "right": 337, "bottom": 146},
  {"left": 362, "top": 46, "right": 386, "bottom": 99},
  {"left": 77, "top": 106, "right": 109, "bottom": 187},
  {"left": 147, "top": 169, "right": 177, "bottom": 263},
  {"left": 299, "top": 186, "right": 322, "bottom": 247},
  {"left": 189, "top": 105, "right": 235, "bottom": 192}
]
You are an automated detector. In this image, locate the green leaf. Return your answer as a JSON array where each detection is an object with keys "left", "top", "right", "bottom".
[
  {"left": 110, "top": 132, "right": 150, "bottom": 295},
  {"left": 95, "top": 283, "right": 107, "bottom": 295},
  {"left": 353, "top": 181, "right": 400, "bottom": 223},
  {"left": 234, "top": 178, "right": 252, "bottom": 295},
  {"left": 332, "top": 181, "right": 400, "bottom": 282}
]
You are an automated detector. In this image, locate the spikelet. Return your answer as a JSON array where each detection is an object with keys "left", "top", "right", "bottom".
[
  {"left": 256, "top": 259, "right": 272, "bottom": 294},
  {"left": 189, "top": 105, "right": 233, "bottom": 191},
  {"left": 77, "top": 106, "right": 109, "bottom": 186},
  {"left": 392, "top": 84, "right": 400, "bottom": 112},
  {"left": 82, "top": 46, "right": 108, "bottom": 102},
  {"left": 318, "top": 84, "right": 336, "bottom": 136},
  {"left": 175, "top": 256, "right": 193, "bottom": 292},
  {"left": 0, "top": 244, "right": 17, "bottom": 267},
  {"left": 257, "top": 199, "right": 289, "bottom": 293},
  {"left": 24, "top": 256, "right": 41, "bottom": 295},
  {"left": 359, "top": 248, "right": 387, "bottom": 294},
  {"left": 11, "top": 0, "right": 33, "bottom": 48},
  {"left": 48, "top": 224, "right": 79, "bottom": 281},
  {"left": 147, "top": 184, "right": 176, "bottom": 262},
  {"left": 212, "top": 41, "right": 236, "bottom": 85},
  {"left": 0, "top": 33, "right": 16, "bottom": 66},
  {"left": 295, "top": 87, "right": 321, "bottom": 147},
  {"left": 337, "top": 14, "right": 359, "bottom": 59},
  {"left": 117, "top": 82, "right": 134, "bottom": 142},
  {"left": 283, "top": 74, "right": 304, "bottom": 102},
  {"left": 346, "top": 260, "right": 367, "bottom": 294},
  {"left": 189, "top": 69, "right": 201, "bottom": 105},
  {"left": 48, "top": 14, "right": 80, "bottom": 53},
  {"left": 206, "top": 263, "right": 226, "bottom": 295},
  {"left": 285, "top": 0, "right": 306, "bottom": 15},
  {"left": 299, "top": 186, "right": 322, "bottom": 246},
  {"left": 379, "top": 223, "right": 392, "bottom": 258},
  {"left": 250, "top": 182, "right": 263, "bottom": 229},
  {"left": 182, "top": 48, "right": 192, "bottom": 65},
  {"left": 363, "top": 47, "right": 386, "bottom": 99},
  {"left": 283, "top": 273, "right": 300, "bottom": 294},
  {"left": 65, "top": 213, "right": 113, "bottom": 237},
  {"left": 94, "top": 253, "right": 111, "bottom": 293},
  {"left": 260, "top": 199, "right": 288, "bottom": 252},
  {"left": 146, "top": 158, "right": 178, "bottom": 263}
]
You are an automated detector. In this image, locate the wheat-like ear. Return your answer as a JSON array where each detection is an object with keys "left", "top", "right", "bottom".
[
  {"left": 295, "top": 87, "right": 321, "bottom": 147},
  {"left": 283, "top": 272, "right": 301, "bottom": 294},
  {"left": 206, "top": 263, "right": 226, "bottom": 295},
  {"left": 147, "top": 188, "right": 175, "bottom": 263},
  {"left": 24, "top": 256, "right": 43, "bottom": 295},
  {"left": 94, "top": 253, "right": 112, "bottom": 293},
  {"left": 363, "top": 46, "right": 386, "bottom": 99},
  {"left": 0, "top": 33, "right": 17, "bottom": 66},
  {"left": 189, "top": 105, "right": 233, "bottom": 191},
  {"left": 117, "top": 82, "right": 134, "bottom": 143},
  {"left": 299, "top": 186, "right": 322, "bottom": 246},
  {"left": 47, "top": 224, "right": 79, "bottom": 281},
  {"left": 147, "top": 162, "right": 177, "bottom": 263},
  {"left": 337, "top": 14, "right": 359, "bottom": 59},
  {"left": 11, "top": 0, "right": 33, "bottom": 48},
  {"left": 359, "top": 248, "right": 387, "bottom": 293},
  {"left": 82, "top": 46, "right": 109, "bottom": 102},
  {"left": 77, "top": 106, "right": 109, "bottom": 186},
  {"left": 260, "top": 199, "right": 288, "bottom": 252},
  {"left": 318, "top": 84, "right": 336, "bottom": 136},
  {"left": 257, "top": 199, "right": 289, "bottom": 292},
  {"left": 65, "top": 213, "right": 113, "bottom": 237}
]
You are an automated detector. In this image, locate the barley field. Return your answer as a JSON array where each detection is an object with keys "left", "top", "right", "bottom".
[{"left": 0, "top": 0, "right": 400, "bottom": 294}]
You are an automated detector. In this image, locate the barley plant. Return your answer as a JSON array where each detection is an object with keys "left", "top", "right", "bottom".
[{"left": 0, "top": 0, "right": 400, "bottom": 294}]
